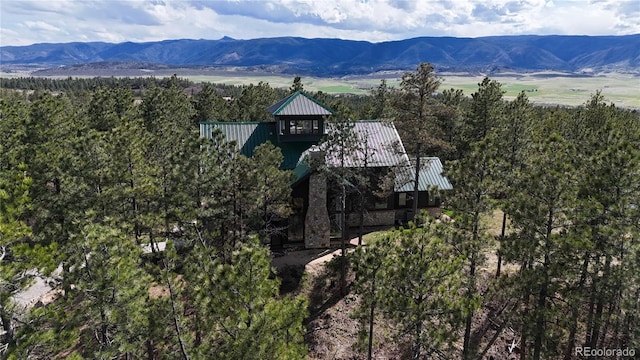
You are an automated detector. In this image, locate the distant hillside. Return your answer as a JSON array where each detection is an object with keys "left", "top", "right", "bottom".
[{"left": 1, "top": 35, "right": 639, "bottom": 76}]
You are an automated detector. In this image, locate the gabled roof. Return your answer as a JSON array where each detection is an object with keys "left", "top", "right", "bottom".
[
  {"left": 395, "top": 157, "right": 453, "bottom": 192},
  {"left": 267, "top": 91, "right": 334, "bottom": 116}
]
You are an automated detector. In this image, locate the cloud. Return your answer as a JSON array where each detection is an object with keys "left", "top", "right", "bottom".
[
  {"left": 0, "top": 0, "right": 638, "bottom": 46},
  {"left": 24, "top": 20, "right": 61, "bottom": 33}
]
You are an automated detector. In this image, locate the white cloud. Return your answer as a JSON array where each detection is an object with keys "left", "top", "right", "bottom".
[
  {"left": 0, "top": 0, "right": 637, "bottom": 46},
  {"left": 24, "top": 20, "right": 61, "bottom": 33}
]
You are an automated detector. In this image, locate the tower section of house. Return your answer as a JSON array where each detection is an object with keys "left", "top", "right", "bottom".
[
  {"left": 268, "top": 91, "right": 335, "bottom": 248},
  {"left": 268, "top": 90, "right": 331, "bottom": 144}
]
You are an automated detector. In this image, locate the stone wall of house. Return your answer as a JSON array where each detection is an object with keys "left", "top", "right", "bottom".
[
  {"left": 304, "top": 172, "right": 330, "bottom": 248},
  {"left": 347, "top": 210, "right": 396, "bottom": 227}
]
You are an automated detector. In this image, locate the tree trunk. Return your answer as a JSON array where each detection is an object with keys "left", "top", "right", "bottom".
[
  {"left": 589, "top": 253, "right": 612, "bottom": 349},
  {"left": 164, "top": 261, "right": 190, "bottom": 360},
  {"left": 340, "top": 183, "right": 348, "bottom": 296},
  {"left": 532, "top": 256, "right": 549, "bottom": 360},
  {"left": 463, "top": 251, "right": 477, "bottom": 360},
  {"left": 584, "top": 252, "right": 601, "bottom": 347},
  {"left": 413, "top": 320, "right": 422, "bottom": 360},
  {"left": 367, "top": 277, "right": 377, "bottom": 360},
  {"left": 533, "top": 209, "right": 553, "bottom": 360},
  {"left": 146, "top": 340, "right": 155, "bottom": 360},
  {"left": 496, "top": 211, "right": 507, "bottom": 278},
  {"left": 358, "top": 192, "right": 365, "bottom": 246},
  {"left": 100, "top": 307, "right": 109, "bottom": 346},
  {"left": 564, "top": 252, "right": 590, "bottom": 360},
  {"left": 412, "top": 144, "right": 421, "bottom": 222},
  {"left": 0, "top": 306, "right": 14, "bottom": 347}
]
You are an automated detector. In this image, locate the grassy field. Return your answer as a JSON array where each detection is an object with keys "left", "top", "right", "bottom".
[
  {"left": 2, "top": 69, "right": 637, "bottom": 108},
  {"left": 182, "top": 71, "right": 639, "bottom": 109}
]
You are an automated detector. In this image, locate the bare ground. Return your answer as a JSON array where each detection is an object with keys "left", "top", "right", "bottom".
[{"left": 273, "top": 211, "right": 525, "bottom": 359}]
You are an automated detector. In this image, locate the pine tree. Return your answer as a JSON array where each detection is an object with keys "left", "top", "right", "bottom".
[
  {"left": 391, "top": 63, "right": 450, "bottom": 219},
  {"left": 458, "top": 77, "right": 504, "bottom": 158},
  {"left": 493, "top": 91, "right": 533, "bottom": 277},
  {"left": 320, "top": 112, "right": 363, "bottom": 295},
  {"left": 445, "top": 139, "right": 498, "bottom": 359},
  {"left": 63, "top": 222, "right": 152, "bottom": 358},
  {"left": 378, "top": 221, "right": 467, "bottom": 359},
  {"left": 352, "top": 234, "right": 394, "bottom": 359},
  {"left": 186, "top": 237, "right": 307, "bottom": 359},
  {"left": 367, "top": 79, "right": 393, "bottom": 120},
  {"left": 289, "top": 76, "right": 304, "bottom": 94},
  {"left": 233, "top": 82, "right": 277, "bottom": 121},
  {"left": 0, "top": 165, "right": 37, "bottom": 349},
  {"left": 140, "top": 79, "right": 199, "bottom": 251},
  {"left": 569, "top": 94, "right": 640, "bottom": 355},
  {"left": 192, "top": 83, "right": 229, "bottom": 123},
  {"left": 25, "top": 92, "right": 87, "bottom": 297},
  {"left": 249, "top": 142, "right": 295, "bottom": 239},
  {"left": 503, "top": 125, "right": 580, "bottom": 360}
]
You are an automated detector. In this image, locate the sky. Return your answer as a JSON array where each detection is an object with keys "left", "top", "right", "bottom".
[{"left": 1, "top": 0, "right": 639, "bottom": 46}]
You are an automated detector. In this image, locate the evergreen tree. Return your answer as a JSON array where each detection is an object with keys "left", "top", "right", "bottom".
[
  {"left": 249, "top": 142, "right": 295, "bottom": 239},
  {"left": 187, "top": 237, "right": 307, "bottom": 359},
  {"left": 63, "top": 222, "right": 151, "bottom": 358},
  {"left": 391, "top": 63, "right": 450, "bottom": 219},
  {"left": 0, "top": 165, "right": 38, "bottom": 350},
  {"left": 493, "top": 91, "right": 533, "bottom": 277},
  {"left": 503, "top": 126, "right": 580, "bottom": 360},
  {"left": 321, "top": 113, "right": 363, "bottom": 295},
  {"left": 192, "top": 83, "right": 229, "bottom": 123},
  {"left": 458, "top": 77, "right": 504, "bottom": 158},
  {"left": 372, "top": 221, "right": 467, "bottom": 358},
  {"left": 352, "top": 235, "right": 394, "bottom": 359},
  {"left": 289, "top": 76, "right": 304, "bottom": 94},
  {"left": 233, "top": 82, "right": 276, "bottom": 121},
  {"left": 569, "top": 94, "right": 640, "bottom": 355},
  {"left": 367, "top": 79, "right": 393, "bottom": 120},
  {"left": 25, "top": 92, "right": 87, "bottom": 296},
  {"left": 87, "top": 86, "right": 134, "bottom": 131},
  {"left": 0, "top": 93, "right": 30, "bottom": 169},
  {"left": 140, "top": 79, "right": 199, "bottom": 251},
  {"left": 446, "top": 139, "right": 497, "bottom": 359}
]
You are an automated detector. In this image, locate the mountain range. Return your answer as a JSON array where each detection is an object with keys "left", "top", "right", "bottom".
[{"left": 1, "top": 35, "right": 639, "bottom": 76}]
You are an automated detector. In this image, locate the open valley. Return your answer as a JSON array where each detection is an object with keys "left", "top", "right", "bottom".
[{"left": 4, "top": 69, "right": 636, "bottom": 108}]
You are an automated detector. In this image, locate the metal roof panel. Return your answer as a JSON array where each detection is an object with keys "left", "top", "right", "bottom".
[
  {"left": 268, "top": 91, "right": 334, "bottom": 116},
  {"left": 395, "top": 157, "right": 453, "bottom": 192},
  {"left": 324, "top": 120, "right": 408, "bottom": 168}
]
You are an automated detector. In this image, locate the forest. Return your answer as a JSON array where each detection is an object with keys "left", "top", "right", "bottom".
[{"left": 0, "top": 65, "right": 639, "bottom": 359}]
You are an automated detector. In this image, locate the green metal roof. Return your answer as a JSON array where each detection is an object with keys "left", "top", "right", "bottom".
[
  {"left": 200, "top": 122, "right": 274, "bottom": 159},
  {"left": 267, "top": 91, "right": 334, "bottom": 116},
  {"left": 199, "top": 121, "right": 315, "bottom": 174}
]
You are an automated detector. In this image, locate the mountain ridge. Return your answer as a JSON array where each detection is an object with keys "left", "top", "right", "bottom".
[{"left": 1, "top": 35, "right": 639, "bottom": 76}]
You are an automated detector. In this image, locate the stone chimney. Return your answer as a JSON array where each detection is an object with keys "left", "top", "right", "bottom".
[{"left": 304, "top": 149, "right": 330, "bottom": 248}]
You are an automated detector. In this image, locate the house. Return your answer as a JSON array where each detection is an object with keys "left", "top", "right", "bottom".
[{"left": 199, "top": 91, "right": 452, "bottom": 249}]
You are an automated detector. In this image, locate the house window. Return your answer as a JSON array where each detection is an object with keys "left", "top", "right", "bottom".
[
  {"left": 398, "top": 193, "right": 407, "bottom": 207},
  {"left": 288, "top": 120, "right": 321, "bottom": 135},
  {"left": 373, "top": 196, "right": 388, "bottom": 210}
]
